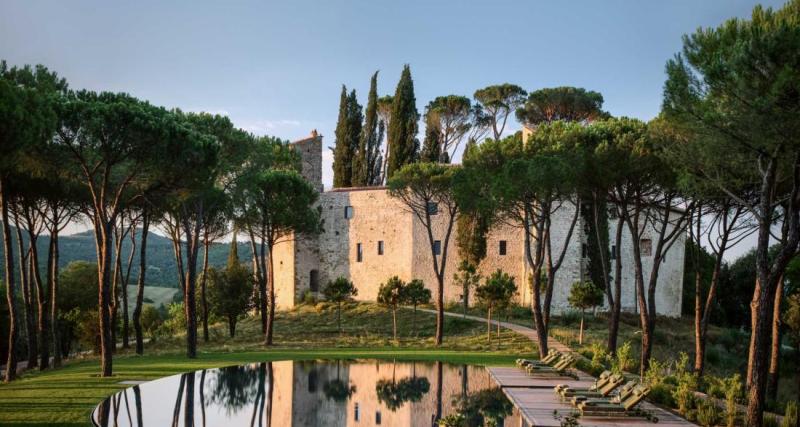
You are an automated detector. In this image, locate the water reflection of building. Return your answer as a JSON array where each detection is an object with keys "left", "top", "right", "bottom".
[
  {"left": 274, "top": 360, "right": 522, "bottom": 426},
  {"left": 94, "top": 360, "right": 524, "bottom": 427}
]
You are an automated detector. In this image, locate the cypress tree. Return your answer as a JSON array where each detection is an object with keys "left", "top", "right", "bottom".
[
  {"left": 332, "top": 85, "right": 352, "bottom": 188},
  {"left": 420, "top": 109, "right": 441, "bottom": 163},
  {"left": 346, "top": 89, "right": 362, "bottom": 185},
  {"left": 386, "top": 65, "right": 419, "bottom": 178},
  {"left": 227, "top": 230, "right": 239, "bottom": 269},
  {"left": 354, "top": 71, "right": 381, "bottom": 186}
]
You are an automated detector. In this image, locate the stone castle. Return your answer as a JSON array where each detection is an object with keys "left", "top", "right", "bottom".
[{"left": 272, "top": 131, "right": 685, "bottom": 317}]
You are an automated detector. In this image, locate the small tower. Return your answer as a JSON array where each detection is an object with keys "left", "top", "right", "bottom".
[{"left": 291, "top": 130, "right": 323, "bottom": 192}]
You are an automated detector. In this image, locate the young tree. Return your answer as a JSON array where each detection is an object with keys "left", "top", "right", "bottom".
[
  {"left": 473, "top": 84, "right": 527, "bottom": 141},
  {"left": 475, "top": 270, "right": 517, "bottom": 340},
  {"left": 452, "top": 260, "right": 481, "bottom": 318},
  {"left": 353, "top": 71, "right": 383, "bottom": 187},
  {"left": 662, "top": 3, "right": 800, "bottom": 423},
  {"left": 567, "top": 280, "right": 604, "bottom": 345},
  {"left": 206, "top": 261, "right": 252, "bottom": 338},
  {"left": 389, "top": 162, "right": 459, "bottom": 345},
  {"left": 322, "top": 277, "right": 357, "bottom": 333},
  {"left": 400, "top": 279, "right": 431, "bottom": 335},
  {"left": 377, "top": 276, "right": 405, "bottom": 340},
  {"left": 234, "top": 169, "right": 321, "bottom": 345},
  {"left": 386, "top": 65, "right": 419, "bottom": 178}
]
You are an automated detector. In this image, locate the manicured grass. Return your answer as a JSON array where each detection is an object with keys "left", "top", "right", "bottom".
[{"left": 0, "top": 302, "right": 535, "bottom": 426}]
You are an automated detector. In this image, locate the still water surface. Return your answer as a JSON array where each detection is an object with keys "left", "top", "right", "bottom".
[{"left": 92, "top": 359, "right": 521, "bottom": 426}]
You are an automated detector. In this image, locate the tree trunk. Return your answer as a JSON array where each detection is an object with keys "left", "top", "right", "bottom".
[
  {"left": 133, "top": 214, "right": 149, "bottom": 355},
  {"left": 15, "top": 224, "right": 38, "bottom": 369},
  {"left": 201, "top": 234, "right": 210, "bottom": 343},
  {"left": 767, "top": 277, "right": 783, "bottom": 400},
  {"left": 435, "top": 275, "right": 444, "bottom": 345},
  {"left": 181, "top": 218, "right": 200, "bottom": 359},
  {"left": 228, "top": 315, "right": 236, "bottom": 338},
  {"left": 121, "top": 227, "right": 136, "bottom": 350},
  {"left": 1, "top": 177, "right": 19, "bottom": 381},
  {"left": 26, "top": 229, "right": 49, "bottom": 371},
  {"left": 264, "top": 244, "right": 275, "bottom": 346},
  {"left": 337, "top": 303, "right": 342, "bottom": 333},
  {"left": 486, "top": 307, "right": 491, "bottom": 341},
  {"left": 392, "top": 308, "right": 397, "bottom": 340},
  {"left": 110, "top": 227, "right": 124, "bottom": 354},
  {"left": 608, "top": 215, "right": 624, "bottom": 354},
  {"left": 96, "top": 220, "right": 114, "bottom": 377},
  {"left": 49, "top": 229, "right": 61, "bottom": 368},
  {"left": 579, "top": 310, "right": 585, "bottom": 345}
]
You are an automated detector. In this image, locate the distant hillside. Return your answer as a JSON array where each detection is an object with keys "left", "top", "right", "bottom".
[{"left": 0, "top": 228, "right": 252, "bottom": 288}]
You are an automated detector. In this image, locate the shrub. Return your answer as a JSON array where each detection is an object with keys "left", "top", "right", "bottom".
[
  {"left": 649, "top": 384, "right": 677, "bottom": 408},
  {"left": 140, "top": 305, "right": 163, "bottom": 338},
  {"left": 781, "top": 401, "right": 798, "bottom": 427},
  {"left": 588, "top": 343, "right": 608, "bottom": 371},
  {"left": 764, "top": 413, "right": 779, "bottom": 427},
  {"left": 611, "top": 341, "right": 633, "bottom": 374},
  {"left": 720, "top": 373, "right": 742, "bottom": 427},
  {"left": 696, "top": 400, "right": 722, "bottom": 427},
  {"left": 160, "top": 302, "right": 186, "bottom": 335},
  {"left": 302, "top": 289, "right": 318, "bottom": 305},
  {"left": 644, "top": 357, "right": 668, "bottom": 388},
  {"left": 671, "top": 352, "right": 698, "bottom": 415}
]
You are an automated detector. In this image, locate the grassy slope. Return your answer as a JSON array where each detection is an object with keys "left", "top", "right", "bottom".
[{"left": 0, "top": 302, "right": 535, "bottom": 427}]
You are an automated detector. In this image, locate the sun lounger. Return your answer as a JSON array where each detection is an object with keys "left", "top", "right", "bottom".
[
  {"left": 577, "top": 384, "right": 657, "bottom": 422},
  {"left": 558, "top": 373, "right": 624, "bottom": 400},
  {"left": 570, "top": 380, "right": 637, "bottom": 407},
  {"left": 516, "top": 350, "right": 560, "bottom": 368},
  {"left": 526, "top": 354, "right": 576, "bottom": 377},
  {"left": 554, "top": 370, "right": 611, "bottom": 395}
]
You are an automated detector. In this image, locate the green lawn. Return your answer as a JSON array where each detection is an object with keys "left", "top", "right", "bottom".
[{"left": 0, "top": 302, "right": 535, "bottom": 426}]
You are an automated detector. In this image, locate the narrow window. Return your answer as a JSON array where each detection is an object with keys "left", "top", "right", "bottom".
[
  {"left": 499, "top": 240, "right": 507, "bottom": 256},
  {"left": 433, "top": 240, "right": 441, "bottom": 255},
  {"left": 640, "top": 239, "right": 652, "bottom": 257},
  {"left": 357, "top": 243, "right": 363, "bottom": 262},
  {"left": 377, "top": 240, "right": 384, "bottom": 255},
  {"left": 426, "top": 201, "right": 439, "bottom": 215},
  {"left": 344, "top": 206, "right": 354, "bottom": 219},
  {"left": 308, "top": 370, "right": 318, "bottom": 393},
  {"left": 610, "top": 245, "right": 617, "bottom": 260},
  {"left": 354, "top": 403, "right": 360, "bottom": 421},
  {"left": 375, "top": 411, "right": 382, "bottom": 425},
  {"left": 309, "top": 269, "right": 320, "bottom": 292}
]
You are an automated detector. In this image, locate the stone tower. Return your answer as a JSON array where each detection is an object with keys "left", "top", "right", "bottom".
[{"left": 292, "top": 129, "right": 323, "bottom": 192}]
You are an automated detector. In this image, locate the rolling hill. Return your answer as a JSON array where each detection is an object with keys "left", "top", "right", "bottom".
[{"left": 0, "top": 227, "right": 253, "bottom": 289}]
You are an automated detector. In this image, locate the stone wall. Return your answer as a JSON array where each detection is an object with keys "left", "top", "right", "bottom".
[{"left": 281, "top": 130, "right": 684, "bottom": 317}]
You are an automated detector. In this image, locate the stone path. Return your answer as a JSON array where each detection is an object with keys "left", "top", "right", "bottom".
[{"left": 422, "top": 308, "right": 696, "bottom": 427}]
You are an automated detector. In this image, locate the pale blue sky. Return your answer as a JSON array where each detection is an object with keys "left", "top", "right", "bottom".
[{"left": 0, "top": 0, "right": 782, "bottom": 256}]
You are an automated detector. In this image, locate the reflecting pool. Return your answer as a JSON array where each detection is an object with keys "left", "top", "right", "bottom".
[{"left": 92, "top": 359, "right": 523, "bottom": 426}]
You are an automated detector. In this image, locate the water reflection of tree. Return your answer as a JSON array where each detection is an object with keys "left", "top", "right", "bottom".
[
  {"left": 439, "top": 387, "right": 513, "bottom": 427},
  {"left": 375, "top": 360, "right": 431, "bottom": 412},
  {"left": 209, "top": 364, "right": 260, "bottom": 415},
  {"left": 323, "top": 360, "right": 355, "bottom": 402}
]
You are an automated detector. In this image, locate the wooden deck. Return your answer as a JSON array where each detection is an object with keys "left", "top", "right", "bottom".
[{"left": 487, "top": 367, "right": 696, "bottom": 427}]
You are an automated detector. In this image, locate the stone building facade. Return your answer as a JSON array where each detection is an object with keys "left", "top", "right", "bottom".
[{"left": 273, "top": 132, "right": 685, "bottom": 317}]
